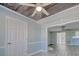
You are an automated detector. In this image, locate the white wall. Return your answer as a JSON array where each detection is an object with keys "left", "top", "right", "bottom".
[
  {"left": 48, "top": 32, "right": 57, "bottom": 45},
  {"left": 0, "top": 5, "right": 42, "bottom": 56},
  {"left": 48, "top": 32, "right": 52, "bottom": 45},
  {"left": 51, "top": 32, "right": 57, "bottom": 45},
  {"left": 27, "top": 21, "right": 41, "bottom": 55},
  {"left": 41, "top": 26, "right": 48, "bottom": 52},
  {"left": 0, "top": 11, "right": 5, "bottom": 55}
]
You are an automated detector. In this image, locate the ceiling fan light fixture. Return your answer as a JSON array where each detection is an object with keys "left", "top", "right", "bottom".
[{"left": 36, "top": 6, "right": 42, "bottom": 12}]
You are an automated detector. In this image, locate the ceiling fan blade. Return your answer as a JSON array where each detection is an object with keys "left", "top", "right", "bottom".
[
  {"left": 19, "top": 3, "right": 36, "bottom": 7},
  {"left": 31, "top": 9, "right": 37, "bottom": 17},
  {"left": 42, "top": 3, "right": 51, "bottom": 7},
  {"left": 42, "top": 8, "right": 49, "bottom": 16}
]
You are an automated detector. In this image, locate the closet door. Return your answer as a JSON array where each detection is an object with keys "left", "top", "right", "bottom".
[
  {"left": 16, "top": 18, "right": 27, "bottom": 56},
  {"left": 5, "top": 17, "right": 27, "bottom": 56}
]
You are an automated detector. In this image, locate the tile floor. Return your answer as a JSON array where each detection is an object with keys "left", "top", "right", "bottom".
[{"left": 33, "top": 45, "right": 79, "bottom": 56}]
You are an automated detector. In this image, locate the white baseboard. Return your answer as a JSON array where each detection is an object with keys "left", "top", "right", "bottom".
[{"left": 28, "top": 50, "right": 42, "bottom": 56}]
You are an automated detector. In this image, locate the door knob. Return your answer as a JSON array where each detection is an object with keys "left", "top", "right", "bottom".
[{"left": 8, "top": 43, "right": 12, "bottom": 44}]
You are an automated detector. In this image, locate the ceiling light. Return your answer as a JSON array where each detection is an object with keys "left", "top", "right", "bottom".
[{"left": 36, "top": 6, "right": 42, "bottom": 12}]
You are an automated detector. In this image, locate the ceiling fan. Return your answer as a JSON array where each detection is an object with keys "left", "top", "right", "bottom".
[{"left": 19, "top": 3, "right": 50, "bottom": 17}]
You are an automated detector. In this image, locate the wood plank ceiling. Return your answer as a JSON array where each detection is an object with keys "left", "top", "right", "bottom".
[{"left": 0, "top": 3, "right": 79, "bottom": 21}]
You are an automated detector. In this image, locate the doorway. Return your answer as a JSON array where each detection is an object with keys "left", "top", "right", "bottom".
[{"left": 47, "top": 26, "right": 67, "bottom": 56}]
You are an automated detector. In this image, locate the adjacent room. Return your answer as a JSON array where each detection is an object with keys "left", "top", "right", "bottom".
[
  {"left": 48, "top": 22, "right": 79, "bottom": 56},
  {"left": 0, "top": 3, "right": 79, "bottom": 56}
]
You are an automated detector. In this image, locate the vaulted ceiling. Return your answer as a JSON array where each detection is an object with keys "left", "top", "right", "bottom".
[{"left": 0, "top": 3, "right": 79, "bottom": 21}]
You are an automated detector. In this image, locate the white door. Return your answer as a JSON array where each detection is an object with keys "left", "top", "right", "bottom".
[
  {"left": 5, "top": 17, "right": 27, "bottom": 56},
  {"left": 57, "top": 32, "right": 67, "bottom": 55},
  {"left": 57, "top": 32, "right": 66, "bottom": 45}
]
